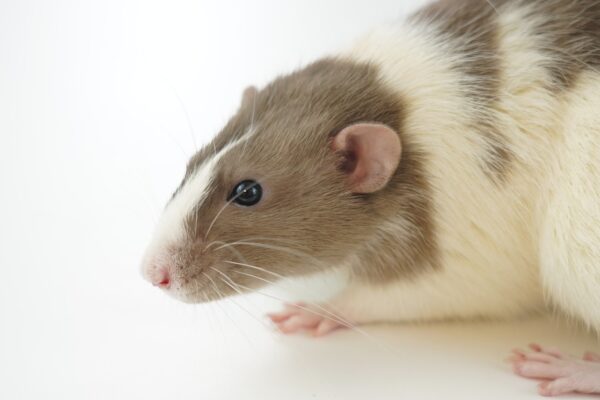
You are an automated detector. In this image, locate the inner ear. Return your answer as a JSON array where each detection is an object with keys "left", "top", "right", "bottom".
[{"left": 332, "top": 123, "right": 402, "bottom": 193}]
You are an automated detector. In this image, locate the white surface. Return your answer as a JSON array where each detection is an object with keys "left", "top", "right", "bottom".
[{"left": 0, "top": 1, "right": 597, "bottom": 399}]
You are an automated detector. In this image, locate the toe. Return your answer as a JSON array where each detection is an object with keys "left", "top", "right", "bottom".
[
  {"left": 267, "top": 308, "right": 300, "bottom": 323},
  {"left": 513, "top": 361, "right": 566, "bottom": 380},
  {"left": 277, "top": 314, "right": 319, "bottom": 334},
  {"left": 538, "top": 381, "right": 555, "bottom": 397},
  {"left": 523, "top": 352, "right": 561, "bottom": 364},
  {"left": 267, "top": 312, "right": 293, "bottom": 323},
  {"left": 312, "top": 318, "right": 342, "bottom": 337},
  {"left": 268, "top": 302, "right": 352, "bottom": 337},
  {"left": 510, "top": 348, "right": 558, "bottom": 364},
  {"left": 529, "top": 343, "right": 563, "bottom": 359},
  {"left": 266, "top": 302, "right": 308, "bottom": 323},
  {"left": 583, "top": 351, "right": 600, "bottom": 363},
  {"left": 538, "top": 377, "right": 580, "bottom": 397}
]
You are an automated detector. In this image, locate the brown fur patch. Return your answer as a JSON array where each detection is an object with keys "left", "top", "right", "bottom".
[
  {"left": 170, "top": 59, "right": 437, "bottom": 299},
  {"left": 412, "top": 0, "right": 512, "bottom": 181},
  {"left": 412, "top": 0, "right": 600, "bottom": 180},
  {"left": 525, "top": 0, "right": 600, "bottom": 90}
]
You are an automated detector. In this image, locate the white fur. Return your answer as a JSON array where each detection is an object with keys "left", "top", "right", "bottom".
[
  {"left": 333, "top": 3, "right": 599, "bottom": 326},
  {"left": 141, "top": 136, "right": 247, "bottom": 279},
  {"left": 539, "top": 72, "right": 600, "bottom": 331}
]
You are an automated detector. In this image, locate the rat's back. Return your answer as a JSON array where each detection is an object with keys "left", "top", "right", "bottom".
[{"left": 335, "top": 0, "right": 600, "bottom": 325}]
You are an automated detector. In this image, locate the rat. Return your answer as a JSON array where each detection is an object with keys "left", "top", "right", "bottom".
[{"left": 141, "top": 0, "right": 600, "bottom": 396}]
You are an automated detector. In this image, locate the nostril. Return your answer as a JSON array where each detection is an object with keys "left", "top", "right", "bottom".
[
  {"left": 157, "top": 276, "right": 170, "bottom": 288},
  {"left": 153, "top": 268, "right": 171, "bottom": 289}
]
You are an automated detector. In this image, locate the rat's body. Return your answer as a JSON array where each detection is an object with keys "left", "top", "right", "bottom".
[
  {"left": 312, "top": 0, "right": 600, "bottom": 326},
  {"left": 142, "top": 0, "right": 600, "bottom": 395}
]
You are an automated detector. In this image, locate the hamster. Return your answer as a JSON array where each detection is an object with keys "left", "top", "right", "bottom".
[{"left": 141, "top": 0, "right": 600, "bottom": 395}]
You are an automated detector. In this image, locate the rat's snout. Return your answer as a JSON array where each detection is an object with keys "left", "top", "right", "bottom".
[
  {"left": 151, "top": 267, "right": 171, "bottom": 289},
  {"left": 142, "top": 255, "right": 173, "bottom": 290}
]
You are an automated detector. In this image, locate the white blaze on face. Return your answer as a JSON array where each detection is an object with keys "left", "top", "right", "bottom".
[
  {"left": 141, "top": 154, "right": 219, "bottom": 279},
  {"left": 141, "top": 135, "right": 251, "bottom": 282},
  {"left": 159, "top": 157, "right": 219, "bottom": 245}
]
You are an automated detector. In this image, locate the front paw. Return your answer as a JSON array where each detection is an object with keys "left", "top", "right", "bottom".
[{"left": 266, "top": 302, "right": 349, "bottom": 337}]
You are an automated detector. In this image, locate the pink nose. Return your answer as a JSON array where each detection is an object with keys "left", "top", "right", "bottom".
[{"left": 152, "top": 268, "right": 171, "bottom": 289}]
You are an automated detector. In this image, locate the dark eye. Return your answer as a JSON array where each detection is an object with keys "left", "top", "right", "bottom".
[{"left": 228, "top": 180, "right": 262, "bottom": 206}]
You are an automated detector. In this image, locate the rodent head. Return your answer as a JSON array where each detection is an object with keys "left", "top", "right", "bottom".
[{"left": 141, "top": 58, "right": 404, "bottom": 303}]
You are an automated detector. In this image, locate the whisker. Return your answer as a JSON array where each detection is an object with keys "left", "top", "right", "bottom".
[
  {"left": 201, "top": 166, "right": 284, "bottom": 244},
  {"left": 484, "top": 0, "right": 499, "bottom": 15},
  {"left": 207, "top": 241, "right": 249, "bottom": 265},
  {"left": 213, "top": 267, "right": 285, "bottom": 331},
  {"left": 204, "top": 240, "right": 224, "bottom": 251},
  {"left": 232, "top": 269, "right": 279, "bottom": 287},
  {"left": 220, "top": 244, "right": 248, "bottom": 264},
  {"left": 224, "top": 260, "right": 286, "bottom": 281},
  {"left": 213, "top": 276, "right": 282, "bottom": 335},
  {"left": 235, "top": 281, "right": 403, "bottom": 357},
  {"left": 212, "top": 266, "right": 403, "bottom": 358},
  {"left": 210, "top": 267, "right": 247, "bottom": 296},
  {"left": 224, "top": 272, "right": 354, "bottom": 330},
  {"left": 238, "top": 281, "right": 355, "bottom": 330},
  {"left": 203, "top": 272, "right": 254, "bottom": 346},
  {"left": 203, "top": 180, "right": 264, "bottom": 242},
  {"left": 172, "top": 88, "right": 198, "bottom": 152},
  {"left": 250, "top": 88, "right": 257, "bottom": 130},
  {"left": 225, "top": 259, "right": 350, "bottom": 323},
  {"left": 205, "top": 240, "right": 240, "bottom": 257},
  {"left": 214, "top": 241, "right": 323, "bottom": 267},
  {"left": 204, "top": 200, "right": 235, "bottom": 242},
  {"left": 234, "top": 236, "right": 311, "bottom": 250},
  {"left": 202, "top": 277, "right": 229, "bottom": 353}
]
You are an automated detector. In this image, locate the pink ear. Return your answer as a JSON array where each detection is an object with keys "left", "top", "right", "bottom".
[{"left": 332, "top": 123, "right": 402, "bottom": 193}]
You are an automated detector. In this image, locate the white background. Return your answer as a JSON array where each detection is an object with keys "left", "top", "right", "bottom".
[{"left": 0, "top": 1, "right": 597, "bottom": 399}]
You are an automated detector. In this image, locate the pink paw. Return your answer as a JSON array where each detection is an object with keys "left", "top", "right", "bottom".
[
  {"left": 266, "top": 302, "right": 348, "bottom": 337},
  {"left": 509, "top": 343, "right": 600, "bottom": 396}
]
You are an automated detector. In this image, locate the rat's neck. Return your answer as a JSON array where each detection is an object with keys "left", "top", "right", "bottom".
[
  {"left": 342, "top": 9, "right": 560, "bottom": 287},
  {"left": 339, "top": 23, "right": 471, "bottom": 283}
]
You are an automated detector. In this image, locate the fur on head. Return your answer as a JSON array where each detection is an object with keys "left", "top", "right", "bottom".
[{"left": 141, "top": 58, "right": 410, "bottom": 303}]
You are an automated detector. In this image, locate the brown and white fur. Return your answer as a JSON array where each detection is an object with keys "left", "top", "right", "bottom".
[{"left": 141, "top": 0, "right": 600, "bottom": 396}]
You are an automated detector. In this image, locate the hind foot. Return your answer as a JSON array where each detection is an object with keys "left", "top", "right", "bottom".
[
  {"left": 509, "top": 343, "right": 600, "bottom": 396},
  {"left": 266, "top": 302, "right": 350, "bottom": 337}
]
